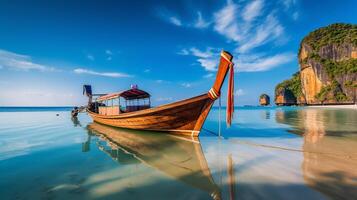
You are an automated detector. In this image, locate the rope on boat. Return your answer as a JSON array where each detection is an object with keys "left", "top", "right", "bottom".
[
  {"left": 219, "top": 96, "right": 221, "bottom": 137},
  {"left": 202, "top": 128, "right": 219, "bottom": 136},
  {"left": 197, "top": 132, "right": 356, "bottom": 160},
  {"left": 231, "top": 140, "right": 357, "bottom": 160}
]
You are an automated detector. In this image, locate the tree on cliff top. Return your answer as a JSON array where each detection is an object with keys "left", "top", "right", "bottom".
[
  {"left": 299, "top": 23, "right": 357, "bottom": 53},
  {"left": 296, "top": 23, "right": 356, "bottom": 104}
]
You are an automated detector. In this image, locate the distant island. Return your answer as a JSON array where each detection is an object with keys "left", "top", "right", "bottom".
[
  {"left": 275, "top": 23, "right": 357, "bottom": 106},
  {"left": 259, "top": 94, "right": 270, "bottom": 106}
]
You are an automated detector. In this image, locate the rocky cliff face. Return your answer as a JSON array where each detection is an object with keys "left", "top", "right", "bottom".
[
  {"left": 275, "top": 72, "right": 303, "bottom": 105},
  {"left": 259, "top": 94, "right": 270, "bottom": 106},
  {"left": 275, "top": 88, "right": 296, "bottom": 106},
  {"left": 275, "top": 23, "right": 357, "bottom": 105},
  {"left": 299, "top": 43, "right": 357, "bottom": 104}
]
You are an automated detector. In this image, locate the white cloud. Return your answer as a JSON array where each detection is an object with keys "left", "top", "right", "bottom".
[
  {"left": 177, "top": 49, "right": 189, "bottom": 55},
  {"left": 73, "top": 68, "right": 132, "bottom": 78},
  {"left": 0, "top": 49, "right": 57, "bottom": 72},
  {"left": 105, "top": 50, "right": 113, "bottom": 61},
  {"left": 178, "top": 47, "right": 220, "bottom": 71},
  {"left": 292, "top": 11, "right": 299, "bottom": 20},
  {"left": 181, "top": 83, "right": 192, "bottom": 88},
  {"left": 169, "top": 16, "right": 182, "bottom": 26},
  {"left": 197, "top": 57, "right": 218, "bottom": 71},
  {"left": 87, "top": 54, "right": 95, "bottom": 61},
  {"left": 237, "top": 14, "right": 284, "bottom": 53},
  {"left": 242, "top": 0, "right": 264, "bottom": 22},
  {"left": 156, "top": 7, "right": 184, "bottom": 27},
  {"left": 178, "top": 47, "right": 294, "bottom": 74},
  {"left": 105, "top": 50, "right": 113, "bottom": 55},
  {"left": 212, "top": 1, "right": 286, "bottom": 53},
  {"left": 156, "top": 97, "right": 173, "bottom": 101},
  {"left": 144, "top": 69, "right": 151, "bottom": 73},
  {"left": 281, "top": 0, "right": 299, "bottom": 20},
  {"left": 234, "top": 89, "right": 245, "bottom": 96},
  {"left": 213, "top": 1, "right": 241, "bottom": 42},
  {"left": 236, "top": 52, "right": 294, "bottom": 72},
  {"left": 155, "top": 79, "right": 171, "bottom": 84},
  {"left": 190, "top": 47, "right": 214, "bottom": 58},
  {"left": 203, "top": 73, "right": 214, "bottom": 78},
  {"left": 282, "top": 0, "right": 296, "bottom": 10},
  {"left": 169, "top": 1, "right": 296, "bottom": 73},
  {"left": 194, "top": 12, "right": 210, "bottom": 28}
]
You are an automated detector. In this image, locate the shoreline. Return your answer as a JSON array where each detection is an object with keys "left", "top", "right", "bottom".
[{"left": 307, "top": 104, "right": 357, "bottom": 109}]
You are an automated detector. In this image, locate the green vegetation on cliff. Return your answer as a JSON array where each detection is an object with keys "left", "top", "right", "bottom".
[
  {"left": 277, "top": 23, "right": 356, "bottom": 105},
  {"left": 300, "top": 23, "right": 357, "bottom": 52},
  {"left": 297, "top": 23, "right": 357, "bottom": 104},
  {"left": 323, "top": 58, "right": 357, "bottom": 78},
  {"left": 304, "top": 55, "right": 357, "bottom": 79},
  {"left": 275, "top": 72, "right": 302, "bottom": 99},
  {"left": 344, "top": 80, "right": 357, "bottom": 88},
  {"left": 259, "top": 94, "right": 269, "bottom": 99},
  {"left": 315, "top": 80, "right": 349, "bottom": 102}
]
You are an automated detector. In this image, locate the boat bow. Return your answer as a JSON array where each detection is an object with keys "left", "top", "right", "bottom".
[{"left": 85, "top": 50, "right": 234, "bottom": 137}]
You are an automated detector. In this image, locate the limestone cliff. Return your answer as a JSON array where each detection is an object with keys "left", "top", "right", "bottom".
[
  {"left": 275, "top": 23, "right": 357, "bottom": 105},
  {"left": 275, "top": 72, "right": 303, "bottom": 105},
  {"left": 259, "top": 94, "right": 270, "bottom": 106}
]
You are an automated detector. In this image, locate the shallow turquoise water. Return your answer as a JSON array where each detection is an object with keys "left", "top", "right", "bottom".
[{"left": 0, "top": 107, "right": 356, "bottom": 200}]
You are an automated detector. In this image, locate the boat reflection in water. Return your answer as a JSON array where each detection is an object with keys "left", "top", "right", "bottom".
[
  {"left": 86, "top": 122, "right": 221, "bottom": 200},
  {"left": 276, "top": 108, "right": 357, "bottom": 200}
]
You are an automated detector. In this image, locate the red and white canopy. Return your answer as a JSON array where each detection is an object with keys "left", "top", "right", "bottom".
[{"left": 97, "top": 88, "right": 150, "bottom": 101}]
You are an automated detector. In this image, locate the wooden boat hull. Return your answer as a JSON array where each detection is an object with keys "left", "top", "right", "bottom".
[
  {"left": 88, "top": 94, "right": 214, "bottom": 137},
  {"left": 86, "top": 51, "right": 234, "bottom": 137}
]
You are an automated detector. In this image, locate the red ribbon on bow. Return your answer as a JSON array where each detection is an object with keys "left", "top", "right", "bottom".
[{"left": 226, "top": 63, "right": 234, "bottom": 127}]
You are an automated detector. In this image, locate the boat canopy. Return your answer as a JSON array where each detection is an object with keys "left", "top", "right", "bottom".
[{"left": 97, "top": 88, "right": 150, "bottom": 101}]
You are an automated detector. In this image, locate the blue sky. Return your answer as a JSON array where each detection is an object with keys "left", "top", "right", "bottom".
[{"left": 0, "top": 0, "right": 356, "bottom": 106}]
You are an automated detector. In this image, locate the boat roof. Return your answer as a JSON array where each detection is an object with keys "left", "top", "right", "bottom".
[{"left": 97, "top": 88, "right": 150, "bottom": 101}]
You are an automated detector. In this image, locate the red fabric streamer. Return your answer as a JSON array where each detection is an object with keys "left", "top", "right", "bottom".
[{"left": 226, "top": 63, "right": 234, "bottom": 127}]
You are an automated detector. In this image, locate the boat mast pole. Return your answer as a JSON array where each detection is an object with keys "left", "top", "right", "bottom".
[{"left": 219, "top": 96, "right": 221, "bottom": 138}]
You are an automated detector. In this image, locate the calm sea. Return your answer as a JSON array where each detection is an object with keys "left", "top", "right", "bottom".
[{"left": 0, "top": 106, "right": 356, "bottom": 200}]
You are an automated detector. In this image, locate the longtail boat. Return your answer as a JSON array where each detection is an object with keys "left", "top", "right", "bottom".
[
  {"left": 83, "top": 50, "right": 235, "bottom": 137},
  {"left": 86, "top": 122, "right": 221, "bottom": 199}
]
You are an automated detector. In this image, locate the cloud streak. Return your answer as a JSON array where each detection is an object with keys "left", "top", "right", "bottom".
[
  {"left": 178, "top": 47, "right": 220, "bottom": 71},
  {"left": 156, "top": 97, "right": 173, "bottom": 101},
  {"left": 234, "top": 89, "right": 245, "bottom": 96},
  {"left": 73, "top": 68, "right": 132, "bottom": 78},
  {"left": 181, "top": 83, "right": 192, "bottom": 88},
  {"left": 179, "top": 47, "right": 294, "bottom": 72},
  {"left": 105, "top": 50, "right": 113, "bottom": 55},
  {"left": 87, "top": 54, "right": 95, "bottom": 61},
  {"left": 0, "top": 49, "right": 57, "bottom": 72},
  {"left": 173, "top": 1, "right": 295, "bottom": 73},
  {"left": 169, "top": 16, "right": 182, "bottom": 26},
  {"left": 237, "top": 14, "right": 284, "bottom": 53},
  {"left": 194, "top": 12, "right": 210, "bottom": 28},
  {"left": 242, "top": 0, "right": 264, "bottom": 22},
  {"left": 212, "top": 0, "right": 285, "bottom": 53},
  {"left": 282, "top": 0, "right": 299, "bottom": 20},
  {"left": 236, "top": 52, "right": 295, "bottom": 72},
  {"left": 213, "top": 1, "right": 241, "bottom": 42}
]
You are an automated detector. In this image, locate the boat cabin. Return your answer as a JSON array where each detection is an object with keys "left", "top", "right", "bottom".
[{"left": 95, "top": 86, "right": 151, "bottom": 116}]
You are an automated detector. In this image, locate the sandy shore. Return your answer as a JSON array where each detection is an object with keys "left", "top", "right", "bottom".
[{"left": 308, "top": 104, "right": 357, "bottom": 109}]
